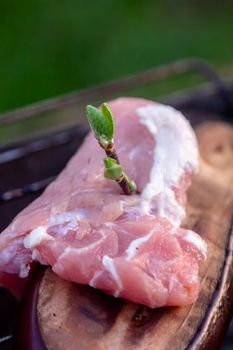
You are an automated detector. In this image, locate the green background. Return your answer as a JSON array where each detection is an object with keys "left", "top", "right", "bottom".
[{"left": 0, "top": 0, "right": 232, "bottom": 113}]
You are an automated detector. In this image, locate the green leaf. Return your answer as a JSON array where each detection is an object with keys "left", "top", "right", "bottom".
[
  {"left": 86, "top": 104, "right": 114, "bottom": 143},
  {"left": 104, "top": 157, "right": 123, "bottom": 180},
  {"left": 104, "top": 156, "right": 117, "bottom": 168},
  {"left": 101, "top": 102, "right": 114, "bottom": 138}
]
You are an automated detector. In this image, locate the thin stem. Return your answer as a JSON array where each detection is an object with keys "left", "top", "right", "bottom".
[
  {"left": 99, "top": 141, "right": 119, "bottom": 162},
  {"left": 86, "top": 103, "right": 137, "bottom": 195},
  {"left": 103, "top": 143, "right": 136, "bottom": 195},
  {"left": 116, "top": 174, "right": 133, "bottom": 195}
]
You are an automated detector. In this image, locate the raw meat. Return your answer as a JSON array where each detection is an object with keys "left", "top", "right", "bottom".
[{"left": 0, "top": 97, "right": 207, "bottom": 307}]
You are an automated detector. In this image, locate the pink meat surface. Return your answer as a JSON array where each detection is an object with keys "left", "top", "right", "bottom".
[{"left": 0, "top": 97, "right": 207, "bottom": 307}]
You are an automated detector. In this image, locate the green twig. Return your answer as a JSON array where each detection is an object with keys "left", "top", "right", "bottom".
[{"left": 86, "top": 103, "right": 137, "bottom": 195}]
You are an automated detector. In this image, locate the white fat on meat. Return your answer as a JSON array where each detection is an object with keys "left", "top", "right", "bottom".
[
  {"left": 31, "top": 248, "right": 48, "bottom": 265},
  {"left": 137, "top": 104, "right": 198, "bottom": 226},
  {"left": 24, "top": 226, "right": 53, "bottom": 249},
  {"left": 126, "top": 224, "right": 160, "bottom": 260},
  {"left": 183, "top": 230, "right": 207, "bottom": 259},
  {"left": 57, "top": 233, "right": 105, "bottom": 261},
  {"left": 19, "top": 263, "right": 30, "bottom": 278},
  {"left": 89, "top": 270, "right": 103, "bottom": 288},
  {"left": 49, "top": 211, "right": 81, "bottom": 236},
  {"left": 49, "top": 211, "right": 79, "bottom": 226},
  {"left": 102, "top": 255, "right": 123, "bottom": 297}
]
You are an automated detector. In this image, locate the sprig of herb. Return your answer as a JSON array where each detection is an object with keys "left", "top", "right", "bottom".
[{"left": 86, "top": 103, "right": 137, "bottom": 195}]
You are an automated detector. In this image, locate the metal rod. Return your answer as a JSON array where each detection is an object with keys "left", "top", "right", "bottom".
[
  {"left": 0, "top": 335, "right": 12, "bottom": 345},
  {"left": 0, "top": 129, "right": 72, "bottom": 164},
  {"left": 0, "top": 124, "right": 88, "bottom": 166},
  {"left": 0, "top": 176, "right": 55, "bottom": 202},
  {"left": 0, "top": 58, "right": 227, "bottom": 126}
]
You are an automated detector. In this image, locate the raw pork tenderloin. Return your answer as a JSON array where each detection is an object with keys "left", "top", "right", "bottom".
[{"left": 0, "top": 98, "right": 207, "bottom": 307}]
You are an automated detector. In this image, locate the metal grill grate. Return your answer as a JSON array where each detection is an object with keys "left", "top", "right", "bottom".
[{"left": 0, "top": 336, "right": 12, "bottom": 346}]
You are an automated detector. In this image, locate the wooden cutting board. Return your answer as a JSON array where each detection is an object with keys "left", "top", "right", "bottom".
[{"left": 36, "top": 121, "right": 233, "bottom": 350}]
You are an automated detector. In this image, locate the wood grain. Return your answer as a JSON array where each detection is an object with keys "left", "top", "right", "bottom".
[{"left": 37, "top": 122, "right": 233, "bottom": 350}]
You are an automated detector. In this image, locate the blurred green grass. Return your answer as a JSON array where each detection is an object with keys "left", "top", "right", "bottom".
[{"left": 0, "top": 0, "right": 232, "bottom": 113}]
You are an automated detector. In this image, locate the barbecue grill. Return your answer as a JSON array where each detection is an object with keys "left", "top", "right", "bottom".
[{"left": 0, "top": 59, "right": 233, "bottom": 350}]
